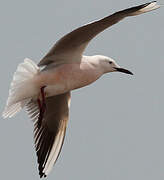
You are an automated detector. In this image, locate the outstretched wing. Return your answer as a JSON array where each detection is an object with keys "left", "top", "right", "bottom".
[
  {"left": 38, "top": 1, "right": 159, "bottom": 66},
  {"left": 26, "top": 92, "right": 71, "bottom": 178}
]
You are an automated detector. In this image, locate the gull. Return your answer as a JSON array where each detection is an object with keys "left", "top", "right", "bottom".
[{"left": 2, "top": 1, "right": 160, "bottom": 178}]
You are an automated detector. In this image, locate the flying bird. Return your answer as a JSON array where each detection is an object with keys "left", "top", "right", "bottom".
[{"left": 2, "top": 1, "right": 160, "bottom": 178}]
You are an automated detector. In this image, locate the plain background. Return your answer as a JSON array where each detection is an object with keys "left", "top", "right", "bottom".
[{"left": 0, "top": 0, "right": 163, "bottom": 179}]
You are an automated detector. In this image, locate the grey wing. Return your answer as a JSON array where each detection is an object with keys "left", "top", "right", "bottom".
[
  {"left": 26, "top": 92, "right": 71, "bottom": 178},
  {"left": 38, "top": 1, "right": 159, "bottom": 66}
]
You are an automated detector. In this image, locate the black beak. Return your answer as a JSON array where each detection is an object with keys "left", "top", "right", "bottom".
[{"left": 114, "top": 67, "right": 133, "bottom": 75}]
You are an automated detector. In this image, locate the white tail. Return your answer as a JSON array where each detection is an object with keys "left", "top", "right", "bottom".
[{"left": 2, "top": 58, "right": 40, "bottom": 118}]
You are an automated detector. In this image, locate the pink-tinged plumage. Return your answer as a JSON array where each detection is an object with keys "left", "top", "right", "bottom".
[
  {"left": 2, "top": 1, "right": 160, "bottom": 178},
  {"left": 35, "top": 59, "right": 104, "bottom": 98}
]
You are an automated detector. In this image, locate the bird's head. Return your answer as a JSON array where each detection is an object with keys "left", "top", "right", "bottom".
[{"left": 94, "top": 55, "right": 133, "bottom": 75}]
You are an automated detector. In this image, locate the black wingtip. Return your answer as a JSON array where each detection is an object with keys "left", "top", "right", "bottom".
[
  {"left": 39, "top": 172, "right": 47, "bottom": 178},
  {"left": 116, "top": 1, "right": 158, "bottom": 17},
  {"left": 131, "top": 1, "right": 157, "bottom": 11},
  {"left": 39, "top": 167, "right": 47, "bottom": 178},
  {"left": 140, "top": 1, "right": 157, "bottom": 8}
]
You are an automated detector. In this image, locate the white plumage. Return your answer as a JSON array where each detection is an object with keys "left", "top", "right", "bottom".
[
  {"left": 2, "top": 1, "right": 160, "bottom": 178},
  {"left": 3, "top": 58, "right": 39, "bottom": 118}
]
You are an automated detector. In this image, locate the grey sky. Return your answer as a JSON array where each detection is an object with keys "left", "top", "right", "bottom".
[{"left": 0, "top": 0, "right": 164, "bottom": 179}]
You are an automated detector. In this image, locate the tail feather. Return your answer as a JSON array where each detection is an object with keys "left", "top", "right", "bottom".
[
  {"left": 2, "top": 58, "right": 40, "bottom": 118},
  {"left": 3, "top": 100, "right": 28, "bottom": 118}
]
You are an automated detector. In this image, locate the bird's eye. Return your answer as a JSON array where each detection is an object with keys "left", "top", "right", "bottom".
[{"left": 109, "top": 61, "right": 112, "bottom": 64}]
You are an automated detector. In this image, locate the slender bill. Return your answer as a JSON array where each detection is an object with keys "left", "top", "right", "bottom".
[{"left": 114, "top": 67, "right": 133, "bottom": 75}]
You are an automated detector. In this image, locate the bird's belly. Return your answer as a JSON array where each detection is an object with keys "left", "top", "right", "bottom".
[
  {"left": 44, "top": 72, "right": 98, "bottom": 97},
  {"left": 38, "top": 63, "right": 102, "bottom": 97},
  {"left": 44, "top": 84, "right": 68, "bottom": 97}
]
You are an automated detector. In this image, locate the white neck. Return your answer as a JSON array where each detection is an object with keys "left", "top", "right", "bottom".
[{"left": 82, "top": 55, "right": 110, "bottom": 74}]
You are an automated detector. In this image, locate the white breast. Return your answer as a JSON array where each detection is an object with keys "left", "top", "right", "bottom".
[{"left": 38, "top": 62, "right": 103, "bottom": 98}]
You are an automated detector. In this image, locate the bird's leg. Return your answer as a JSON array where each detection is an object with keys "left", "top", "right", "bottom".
[
  {"left": 40, "top": 86, "right": 46, "bottom": 111},
  {"left": 37, "top": 86, "right": 46, "bottom": 128},
  {"left": 37, "top": 98, "right": 42, "bottom": 110},
  {"left": 37, "top": 98, "right": 42, "bottom": 128}
]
